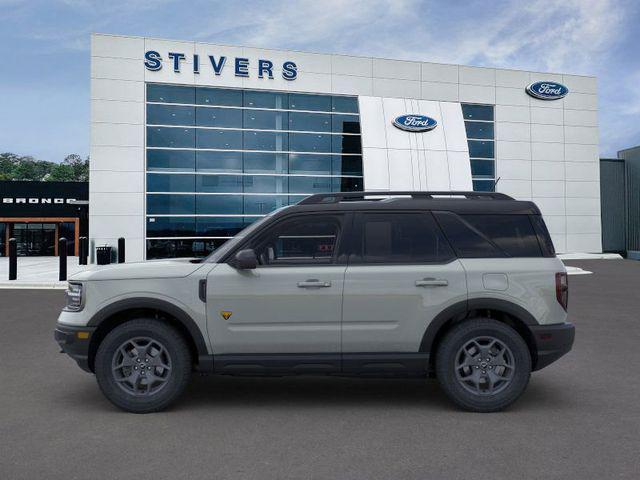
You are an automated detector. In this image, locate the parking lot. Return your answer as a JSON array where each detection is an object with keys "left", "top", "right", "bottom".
[{"left": 0, "top": 259, "right": 639, "bottom": 480}]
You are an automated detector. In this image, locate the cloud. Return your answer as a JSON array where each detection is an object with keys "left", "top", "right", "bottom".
[{"left": 1, "top": 0, "right": 638, "bottom": 159}]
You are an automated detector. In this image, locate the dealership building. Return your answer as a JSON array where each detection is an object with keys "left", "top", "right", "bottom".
[{"left": 89, "top": 33, "right": 601, "bottom": 262}]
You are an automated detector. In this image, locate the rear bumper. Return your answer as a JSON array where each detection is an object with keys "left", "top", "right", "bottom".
[
  {"left": 54, "top": 324, "right": 96, "bottom": 373},
  {"left": 530, "top": 322, "right": 575, "bottom": 371}
]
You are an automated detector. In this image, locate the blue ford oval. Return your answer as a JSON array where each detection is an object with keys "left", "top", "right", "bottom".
[
  {"left": 392, "top": 114, "right": 438, "bottom": 132},
  {"left": 526, "top": 81, "right": 569, "bottom": 100}
]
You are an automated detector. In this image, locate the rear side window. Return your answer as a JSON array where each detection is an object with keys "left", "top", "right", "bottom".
[
  {"left": 434, "top": 211, "right": 543, "bottom": 258},
  {"left": 530, "top": 214, "right": 556, "bottom": 256},
  {"left": 352, "top": 212, "right": 454, "bottom": 264},
  {"left": 433, "top": 212, "right": 503, "bottom": 258},
  {"left": 462, "top": 214, "right": 542, "bottom": 257}
]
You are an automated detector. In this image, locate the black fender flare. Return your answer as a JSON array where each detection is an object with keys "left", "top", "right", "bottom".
[
  {"left": 419, "top": 298, "right": 538, "bottom": 353},
  {"left": 87, "top": 297, "right": 209, "bottom": 356}
]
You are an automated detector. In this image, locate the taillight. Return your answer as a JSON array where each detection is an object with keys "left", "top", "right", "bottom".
[{"left": 555, "top": 272, "right": 568, "bottom": 311}]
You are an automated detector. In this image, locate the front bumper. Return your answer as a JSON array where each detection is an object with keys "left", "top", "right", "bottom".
[
  {"left": 530, "top": 322, "right": 575, "bottom": 371},
  {"left": 54, "top": 324, "right": 96, "bottom": 373}
]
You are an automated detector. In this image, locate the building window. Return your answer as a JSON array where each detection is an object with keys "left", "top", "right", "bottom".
[
  {"left": 462, "top": 104, "right": 495, "bottom": 192},
  {"left": 145, "top": 84, "right": 363, "bottom": 259}
]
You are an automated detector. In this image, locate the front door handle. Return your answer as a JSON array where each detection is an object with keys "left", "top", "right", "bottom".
[
  {"left": 415, "top": 278, "right": 449, "bottom": 287},
  {"left": 297, "top": 279, "right": 332, "bottom": 288}
]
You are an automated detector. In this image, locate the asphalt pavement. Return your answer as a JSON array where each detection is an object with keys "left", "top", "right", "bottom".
[{"left": 0, "top": 259, "right": 639, "bottom": 480}]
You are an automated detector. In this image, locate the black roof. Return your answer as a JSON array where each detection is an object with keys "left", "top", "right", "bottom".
[{"left": 282, "top": 191, "right": 541, "bottom": 216}]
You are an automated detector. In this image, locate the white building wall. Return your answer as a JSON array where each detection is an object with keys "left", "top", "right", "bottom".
[
  {"left": 359, "top": 97, "right": 471, "bottom": 191},
  {"left": 90, "top": 33, "right": 601, "bottom": 260}
]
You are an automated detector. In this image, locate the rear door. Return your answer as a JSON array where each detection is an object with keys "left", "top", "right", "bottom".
[{"left": 341, "top": 211, "right": 467, "bottom": 360}]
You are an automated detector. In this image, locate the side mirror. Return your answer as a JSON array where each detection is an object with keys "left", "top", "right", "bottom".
[{"left": 231, "top": 249, "right": 258, "bottom": 270}]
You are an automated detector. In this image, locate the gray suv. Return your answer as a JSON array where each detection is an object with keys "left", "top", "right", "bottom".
[{"left": 55, "top": 191, "right": 574, "bottom": 413}]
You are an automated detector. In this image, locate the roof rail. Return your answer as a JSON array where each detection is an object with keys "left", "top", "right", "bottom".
[{"left": 297, "top": 191, "right": 513, "bottom": 205}]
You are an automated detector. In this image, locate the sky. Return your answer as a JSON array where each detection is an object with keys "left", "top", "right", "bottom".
[{"left": 0, "top": 0, "right": 638, "bottom": 162}]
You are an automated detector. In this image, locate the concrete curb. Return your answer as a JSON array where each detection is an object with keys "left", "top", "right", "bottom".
[{"left": 0, "top": 282, "right": 67, "bottom": 289}]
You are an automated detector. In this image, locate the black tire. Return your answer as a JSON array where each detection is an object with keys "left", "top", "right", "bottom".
[
  {"left": 95, "top": 319, "right": 192, "bottom": 413},
  {"left": 435, "top": 318, "right": 531, "bottom": 412}
]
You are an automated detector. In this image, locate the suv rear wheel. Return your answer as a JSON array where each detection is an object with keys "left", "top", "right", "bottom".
[
  {"left": 95, "top": 319, "right": 192, "bottom": 413},
  {"left": 436, "top": 318, "right": 531, "bottom": 412}
]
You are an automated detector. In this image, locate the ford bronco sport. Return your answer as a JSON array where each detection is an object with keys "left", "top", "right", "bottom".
[{"left": 55, "top": 191, "right": 574, "bottom": 413}]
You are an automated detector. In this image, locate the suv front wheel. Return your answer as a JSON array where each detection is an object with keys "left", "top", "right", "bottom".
[
  {"left": 95, "top": 319, "right": 192, "bottom": 413},
  {"left": 436, "top": 318, "right": 531, "bottom": 412}
]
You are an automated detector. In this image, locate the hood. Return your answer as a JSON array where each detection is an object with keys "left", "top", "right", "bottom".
[{"left": 69, "top": 258, "right": 206, "bottom": 282}]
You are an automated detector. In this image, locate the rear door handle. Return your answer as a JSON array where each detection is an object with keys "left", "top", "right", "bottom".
[
  {"left": 415, "top": 278, "right": 448, "bottom": 287},
  {"left": 297, "top": 279, "right": 332, "bottom": 288}
]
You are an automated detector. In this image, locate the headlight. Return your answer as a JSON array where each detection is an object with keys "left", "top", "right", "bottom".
[{"left": 64, "top": 282, "right": 84, "bottom": 312}]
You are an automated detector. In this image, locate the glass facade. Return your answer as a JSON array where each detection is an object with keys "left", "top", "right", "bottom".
[
  {"left": 462, "top": 104, "right": 496, "bottom": 192},
  {"left": 145, "top": 84, "right": 363, "bottom": 259}
]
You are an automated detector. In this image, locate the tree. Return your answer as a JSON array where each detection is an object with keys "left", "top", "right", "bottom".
[
  {"left": 47, "top": 163, "right": 76, "bottom": 181},
  {"left": 0, "top": 152, "right": 89, "bottom": 182},
  {"left": 61, "top": 154, "right": 89, "bottom": 182}
]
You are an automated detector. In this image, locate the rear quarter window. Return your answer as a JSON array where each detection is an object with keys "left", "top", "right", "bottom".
[
  {"left": 434, "top": 212, "right": 543, "bottom": 258},
  {"left": 461, "top": 214, "right": 542, "bottom": 257}
]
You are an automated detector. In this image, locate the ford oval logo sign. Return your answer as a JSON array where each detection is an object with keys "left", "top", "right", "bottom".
[
  {"left": 392, "top": 114, "right": 437, "bottom": 132},
  {"left": 526, "top": 81, "right": 569, "bottom": 100}
]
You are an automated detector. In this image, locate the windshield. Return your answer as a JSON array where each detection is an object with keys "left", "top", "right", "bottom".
[{"left": 202, "top": 208, "right": 285, "bottom": 263}]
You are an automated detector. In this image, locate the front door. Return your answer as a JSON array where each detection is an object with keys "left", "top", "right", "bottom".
[
  {"left": 341, "top": 212, "right": 467, "bottom": 366},
  {"left": 206, "top": 213, "right": 347, "bottom": 363}
]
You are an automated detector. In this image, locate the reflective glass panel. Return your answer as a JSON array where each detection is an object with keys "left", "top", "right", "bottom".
[
  {"left": 147, "top": 239, "right": 226, "bottom": 259},
  {"left": 243, "top": 109, "right": 288, "bottom": 130},
  {"left": 243, "top": 175, "right": 287, "bottom": 193},
  {"left": 332, "top": 115, "right": 361, "bottom": 134},
  {"left": 289, "top": 93, "right": 332, "bottom": 112},
  {"left": 243, "top": 152, "right": 288, "bottom": 174},
  {"left": 243, "top": 195, "right": 288, "bottom": 215},
  {"left": 332, "top": 96, "right": 359, "bottom": 114},
  {"left": 195, "top": 107, "right": 242, "bottom": 128},
  {"left": 147, "top": 104, "right": 195, "bottom": 125},
  {"left": 332, "top": 155, "right": 363, "bottom": 176},
  {"left": 196, "top": 129, "right": 242, "bottom": 149},
  {"left": 147, "top": 84, "right": 195, "bottom": 104},
  {"left": 147, "top": 173, "right": 195, "bottom": 192},
  {"left": 196, "top": 87, "right": 242, "bottom": 106},
  {"left": 461, "top": 104, "right": 494, "bottom": 121},
  {"left": 196, "top": 195, "right": 243, "bottom": 215},
  {"left": 147, "top": 127, "right": 195, "bottom": 148},
  {"left": 470, "top": 159, "right": 495, "bottom": 177},
  {"left": 332, "top": 177, "right": 363, "bottom": 192},
  {"left": 196, "top": 175, "right": 243, "bottom": 193},
  {"left": 332, "top": 135, "right": 362, "bottom": 154},
  {"left": 147, "top": 150, "right": 195, "bottom": 171},
  {"left": 468, "top": 140, "right": 495, "bottom": 159},
  {"left": 288, "top": 153, "right": 332, "bottom": 175},
  {"left": 146, "top": 194, "right": 195, "bottom": 215},
  {"left": 465, "top": 121, "right": 494, "bottom": 139},
  {"left": 288, "top": 112, "right": 331, "bottom": 132},
  {"left": 288, "top": 176, "right": 333, "bottom": 194},
  {"left": 243, "top": 131, "right": 288, "bottom": 151},
  {"left": 289, "top": 133, "right": 331, "bottom": 153},
  {"left": 472, "top": 180, "right": 495, "bottom": 192},
  {"left": 196, "top": 217, "right": 249, "bottom": 236},
  {"left": 196, "top": 151, "right": 242, "bottom": 172},
  {"left": 243, "top": 90, "right": 288, "bottom": 109},
  {"left": 146, "top": 217, "right": 196, "bottom": 237}
]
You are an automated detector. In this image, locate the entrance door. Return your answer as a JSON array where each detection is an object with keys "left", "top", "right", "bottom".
[
  {"left": 206, "top": 213, "right": 347, "bottom": 363},
  {"left": 12, "top": 223, "right": 56, "bottom": 256}
]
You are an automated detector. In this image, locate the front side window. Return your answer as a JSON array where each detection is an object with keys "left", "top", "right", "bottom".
[
  {"left": 249, "top": 215, "right": 342, "bottom": 266},
  {"left": 353, "top": 212, "right": 454, "bottom": 264}
]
